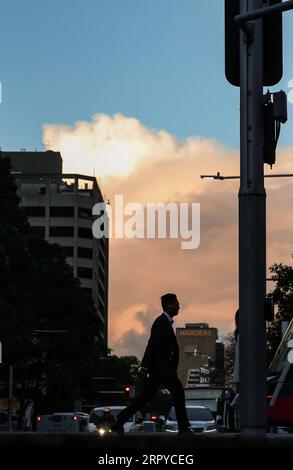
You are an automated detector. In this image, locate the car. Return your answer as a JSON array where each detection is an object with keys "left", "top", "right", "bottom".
[
  {"left": 36, "top": 412, "right": 89, "bottom": 432},
  {"left": 86, "top": 406, "right": 135, "bottom": 433},
  {"left": 129, "top": 420, "right": 157, "bottom": 433},
  {"left": 165, "top": 405, "right": 217, "bottom": 433}
]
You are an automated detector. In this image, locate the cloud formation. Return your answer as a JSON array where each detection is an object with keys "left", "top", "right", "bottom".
[{"left": 43, "top": 113, "right": 293, "bottom": 359}]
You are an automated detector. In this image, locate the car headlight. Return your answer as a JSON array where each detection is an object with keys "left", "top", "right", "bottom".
[
  {"left": 97, "top": 427, "right": 107, "bottom": 436},
  {"left": 204, "top": 425, "right": 217, "bottom": 432}
]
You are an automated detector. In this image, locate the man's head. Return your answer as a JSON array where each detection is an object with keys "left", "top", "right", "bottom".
[
  {"left": 103, "top": 407, "right": 111, "bottom": 414},
  {"left": 161, "top": 293, "right": 180, "bottom": 317}
]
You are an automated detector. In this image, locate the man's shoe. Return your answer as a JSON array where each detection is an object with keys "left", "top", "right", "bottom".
[{"left": 110, "top": 421, "right": 125, "bottom": 435}]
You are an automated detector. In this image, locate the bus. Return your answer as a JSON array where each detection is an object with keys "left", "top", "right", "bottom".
[
  {"left": 184, "top": 386, "right": 236, "bottom": 431},
  {"left": 184, "top": 386, "right": 231, "bottom": 416},
  {"left": 267, "top": 319, "right": 293, "bottom": 431},
  {"left": 186, "top": 320, "right": 293, "bottom": 432}
]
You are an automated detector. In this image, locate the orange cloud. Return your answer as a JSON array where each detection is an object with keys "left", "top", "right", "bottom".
[{"left": 43, "top": 114, "right": 293, "bottom": 359}]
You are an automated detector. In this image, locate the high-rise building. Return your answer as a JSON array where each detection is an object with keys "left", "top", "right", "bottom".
[
  {"left": 7, "top": 150, "right": 108, "bottom": 351},
  {"left": 176, "top": 323, "right": 225, "bottom": 387}
]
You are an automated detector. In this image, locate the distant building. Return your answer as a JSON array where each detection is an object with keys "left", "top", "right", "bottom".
[
  {"left": 7, "top": 150, "right": 108, "bottom": 351},
  {"left": 176, "top": 323, "right": 225, "bottom": 387}
]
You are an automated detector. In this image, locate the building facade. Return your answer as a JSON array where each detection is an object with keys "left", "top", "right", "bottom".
[
  {"left": 7, "top": 150, "right": 108, "bottom": 351},
  {"left": 176, "top": 323, "right": 225, "bottom": 388}
]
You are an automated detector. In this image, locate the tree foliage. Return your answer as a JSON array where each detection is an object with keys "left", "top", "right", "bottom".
[
  {"left": 267, "top": 263, "right": 293, "bottom": 364},
  {"left": 0, "top": 155, "right": 101, "bottom": 418},
  {"left": 95, "top": 355, "right": 139, "bottom": 386}
]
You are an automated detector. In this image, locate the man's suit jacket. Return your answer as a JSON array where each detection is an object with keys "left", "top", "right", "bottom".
[{"left": 140, "top": 313, "right": 179, "bottom": 377}]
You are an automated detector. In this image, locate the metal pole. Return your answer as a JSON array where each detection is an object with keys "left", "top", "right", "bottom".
[
  {"left": 8, "top": 365, "right": 13, "bottom": 432},
  {"left": 239, "top": 0, "right": 267, "bottom": 434},
  {"left": 235, "top": 0, "right": 293, "bottom": 24}
]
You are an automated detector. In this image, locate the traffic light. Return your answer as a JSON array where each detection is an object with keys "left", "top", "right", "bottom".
[
  {"left": 263, "top": 90, "right": 287, "bottom": 166},
  {"left": 225, "top": 0, "right": 283, "bottom": 86},
  {"left": 225, "top": 0, "right": 240, "bottom": 87},
  {"left": 263, "top": 99, "right": 276, "bottom": 166}
]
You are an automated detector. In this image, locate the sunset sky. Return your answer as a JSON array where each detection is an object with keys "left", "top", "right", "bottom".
[{"left": 1, "top": 1, "right": 293, "bottom": 358}]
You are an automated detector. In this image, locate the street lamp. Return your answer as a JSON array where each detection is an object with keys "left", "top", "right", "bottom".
[
  {"left": 201, "top": 172, "right": 235, "bottom": 180},
  {"left": 201, "top": 172, "right": 293, "bottom": 180}
]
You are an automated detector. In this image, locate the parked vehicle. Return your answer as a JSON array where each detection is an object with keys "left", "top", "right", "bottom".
[
  {"left": 165, "top": 405, "right": 217, "bottom": 433},
  {"left": 36, "top": 412, "right": 89, "bottom": 432},
  {"left": 129, "top": 420, "right": 157, "bottom": 433}
]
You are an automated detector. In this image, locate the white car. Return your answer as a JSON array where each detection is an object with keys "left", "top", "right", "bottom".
[
  {"left": 128, "top": 420, "right": 157, "bottom": 433},
  {"left": 165, "top": 405, "right": 217, "bottom": 433},
  {"left": 36, "top": 412, "right": 89, "bottom": 432},
  {"left": 86, "top": 406, "right": 135, "bottom": 433}
]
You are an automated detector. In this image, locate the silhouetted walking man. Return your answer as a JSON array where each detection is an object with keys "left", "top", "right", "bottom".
[{"left": 111, "top": 293, "right": 192, "bottom": 435}]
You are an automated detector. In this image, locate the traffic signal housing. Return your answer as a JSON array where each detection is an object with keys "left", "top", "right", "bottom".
[
  {"left": 225, "top": 0, "right": 283, "bottom": 86},
  {"left": 263, "top": 90, "right": 287, "bottom": 167}
]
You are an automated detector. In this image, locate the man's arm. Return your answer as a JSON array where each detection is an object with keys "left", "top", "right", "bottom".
[{"left": 140, "top": 318, "right": 165, "bottom": 370}]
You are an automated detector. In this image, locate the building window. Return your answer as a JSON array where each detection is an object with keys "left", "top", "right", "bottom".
[
  {"left": 98, "top": 297, "right": 105, "bottom": 314},
  {"left": 100, "top": 235, "right": 107, "bottom": 244},
  {"left": 49, "top": 226, "right": 74, "bottom": 237},
  {"left": 78, "top": 227, "right": 92, "bottom": 239},
  {"left": 98, "top": 247, "right": 106, "bottom": 262},
  {"left": 77, "top": 267, "right": 93, "bottom": 279},
  {"left": 78, "top": 247, "right": 93, "bottom": 259},
  {"left": 98, "top": 266, "right": 105, "bottom": 284},
  {"left": 61, "top": 246, "right": 74, "bottom": 258},
  {"left": 31, "top": 226, "right": 45, "bottom": 238},
  {"left": 78, "top": 207, "right": 92, "bottom": 220},
  {"left": 50, "top": 206, "right": 74, "bottom": 217},
  {"left": 98, "top": 278, "right": 105, "bottom": 293},
  {"left": 23, "top": 206, "right": 46, "bottom": 217},
  {"left": 81, "top": 286, "right": 92, "bottom": 294}
]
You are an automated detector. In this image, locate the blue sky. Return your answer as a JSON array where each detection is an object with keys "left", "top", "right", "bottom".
[{"left": 0, "top": 0, "right": 293, "bottom": 151}]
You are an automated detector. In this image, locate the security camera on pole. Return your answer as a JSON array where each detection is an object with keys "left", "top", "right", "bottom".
[{"left": 225, "top": 0, "right": 293, "bottom": 434}]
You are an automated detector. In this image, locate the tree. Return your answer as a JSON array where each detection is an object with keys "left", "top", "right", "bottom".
[
  {"left": 267, "top": 263, "right": 293, "bottom": 364},
  {"left": 94, "top": 355, "right": 139, "bottom": 386},
  {"left": 0, "top": 155, "right": 101, "bottom": 423}
]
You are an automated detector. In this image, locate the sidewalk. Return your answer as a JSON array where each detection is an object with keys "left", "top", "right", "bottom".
[{"left": 0, "top": 432, "right": 292, "bottom": 449}]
